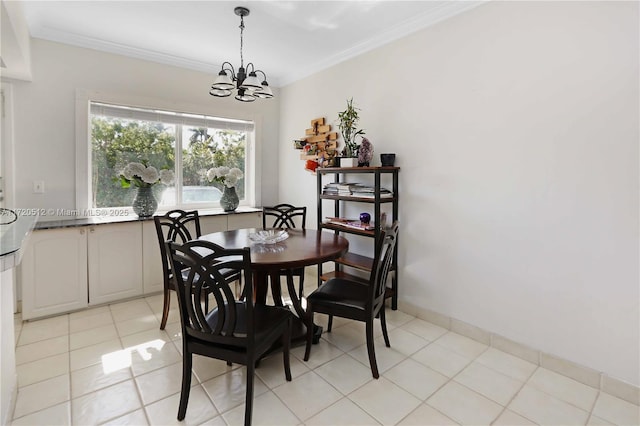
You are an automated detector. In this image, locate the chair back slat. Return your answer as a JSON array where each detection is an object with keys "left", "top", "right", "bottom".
[
  {"left": 168, "top": 239, "right": 253, "bottom": 347},
  {"left": 370, "top": 222, "right": 399, "bottom": 312},
  {"left": 154, "top": 210, "right": 202, "bottom": 276},
  {"left": 263, "top": 204, "right": 307, "bottom": 230}
]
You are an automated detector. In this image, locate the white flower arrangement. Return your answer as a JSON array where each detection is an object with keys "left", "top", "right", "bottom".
[
  {"left": 120, "top": 162, "right": 175, "bottom": 188},
  {"left": 206, "top": 166, "right": 243, "bottom": 188}
]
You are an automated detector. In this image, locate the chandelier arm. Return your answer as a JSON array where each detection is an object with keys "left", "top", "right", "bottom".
[
  {"left": 254, "top": 69, "right": 268, "bottom": 82},
  {"left": 220, "top": 62, "right": 236, "bottom": 79}
]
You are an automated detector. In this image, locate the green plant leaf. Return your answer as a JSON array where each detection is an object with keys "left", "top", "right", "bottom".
[{"left": 119, "top": 175, "right": 131, "bottom": 188}]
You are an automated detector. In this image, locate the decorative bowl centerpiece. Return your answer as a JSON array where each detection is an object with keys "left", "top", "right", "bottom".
[{"left": 248, "top": 229, "right": 289, "bottom": 244}]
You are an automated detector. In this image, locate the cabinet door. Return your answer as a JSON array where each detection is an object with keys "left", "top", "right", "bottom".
[
  {"left": 227, "top": 212, "right": 262, "bottom": 230},
  {"left": 200, "top": 215, "right": 227, "bottom": 235},
  {"left": 20, "top": 228, "right": 88, "bottom": 320},
  {"left": 142, "top": 221, "right": 163, "bottom": 295},
  {"left": 88, "top": 222, "right": 143, "bottom": 305}
]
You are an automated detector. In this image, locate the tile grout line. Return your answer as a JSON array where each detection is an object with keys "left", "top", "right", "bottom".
[
  {"left": 524, "top": 366, "right": 604, "bottom": 420},
  {"left": 66, "top": 312, "right": 73, "bottom": 425},
  {"left": 13, "top": 297, "right": 637, "bottom": 425},
  {"left": 410, "top": 303, "right": 640, "bottom": 406},
  {"left": 584, "top": 388, "right": 602, "bottom": 425},
  {"left": 11, "top": 314, "right": 73, "bottom": 423},
  {"left": 113, "top": 300, "right": 152, "bottom": 425},
  {"left": 490, "top": 365, "right": 540, "bottom": 425},
  {"left": 347, "top": 326, "right": 469, "bottom": 425},
  {"left": 433, "top": 344, "right": 503, "bottom": 424},
  {"left": 392, "top": 333, "right": 482, "bottom": 425},
  {"left": 264, "top": 371, "right": 305, "bottom": 425}
]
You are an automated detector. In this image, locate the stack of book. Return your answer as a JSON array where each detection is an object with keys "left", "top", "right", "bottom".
[
  {"left": 351, "top": 186, "right": 392, "bottom": 198},
  {"left": 322, "top": 182, "right": 361, "bottom": 195},
  {"left": 322, "top": 182, "right": 392, "bottom": 198}
]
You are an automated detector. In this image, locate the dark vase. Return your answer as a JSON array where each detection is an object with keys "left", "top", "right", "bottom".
[
  {"left": 220, "top": 186, "right": 239, "bottom": 212},
  {"left": 132, "top": 186, "right": 158, "bottom": 218},
  {"left": 380, "top": 153, "right": 396, "bottom": 167},
  {"left": 357, "top": 161, "right": 370, "bottom": 167}
]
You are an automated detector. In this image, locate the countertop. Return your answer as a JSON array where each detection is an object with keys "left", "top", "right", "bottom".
[
  {"left": 33, "top": 206, "right": 262, "bottom": 230},
  {"left": 0, "top": 211, "right": 38, "bottom": 271}
]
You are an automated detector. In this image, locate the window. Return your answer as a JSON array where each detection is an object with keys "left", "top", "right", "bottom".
[{"left": 88, "top": 101, "right": 255, "bottom": 210}]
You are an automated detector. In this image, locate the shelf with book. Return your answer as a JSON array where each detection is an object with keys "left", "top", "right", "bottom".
[
  {"left": 319, "top": 194, "right": 396, "bottom": 203},
  {"left": 316, "top": 166, "right": 400, "bottom": 309}
]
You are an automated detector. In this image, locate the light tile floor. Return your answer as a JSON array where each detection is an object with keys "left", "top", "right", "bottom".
[{"left": 11, "top": 287, "right": 640, "bottom": 425}]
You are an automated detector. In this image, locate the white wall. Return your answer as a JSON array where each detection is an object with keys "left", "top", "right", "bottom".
[
  {"left": 279, "top": 1, "right": 639, "bottom": 386},
  {"left": 8, "top": 39, "right": 281, "bottom": 211}
]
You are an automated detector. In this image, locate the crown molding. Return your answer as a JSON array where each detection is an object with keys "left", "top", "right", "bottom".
[
  {"left": 30, "top": 25, "right": 217, "bottom": 75},
  {"left": 28, "top": 1, "right": 486, "bottom": 89},
  {"left": 278, "top": 1, "right": 486, "bottom": 87}
]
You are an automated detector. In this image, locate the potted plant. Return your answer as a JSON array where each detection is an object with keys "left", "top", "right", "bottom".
[
  {"left": 119, "top": 161, "right": 174, "bottom": 217},
  {"left": 337, "top": 98, "right": 365, "bottom": 167},
  {"left": 206, "top": 166, "right": 244, "bottom": 211}
]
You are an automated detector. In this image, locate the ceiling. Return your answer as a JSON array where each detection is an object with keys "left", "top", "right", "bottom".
[{"left": 18, "top": 1, "right": 484, "bottom": 87}]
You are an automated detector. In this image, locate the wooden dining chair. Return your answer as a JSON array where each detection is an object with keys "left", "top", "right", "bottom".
[
  {"left": 262, "top": 204, "right": 308, "bottom": 298},
  {"left": 154, "top": 209, "right": 202, "bottom": 330},
  {"left": 303, "top": 221, "right": 399, "bottom": 379},
  {"left": 154, "top": 209, "right": 243, "bottom": 329},
  {"left": 167, "top": 239, "right": 293, "bottom": 426}
]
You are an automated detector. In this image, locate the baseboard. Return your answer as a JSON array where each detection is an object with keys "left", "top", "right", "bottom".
[{"left": 398, "top": 301, "right": 640, "bottom": 406}]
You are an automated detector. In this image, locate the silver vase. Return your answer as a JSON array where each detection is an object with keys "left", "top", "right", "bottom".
[
  {"left": 132, "top": 186, "right": 158, "bottom": 218},
  {"left": 220, "top": 186, "right": 239, "bottom": 212}
]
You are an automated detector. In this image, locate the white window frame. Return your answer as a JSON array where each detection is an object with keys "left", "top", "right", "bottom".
[{"left": 75, "top": 89, "right": 262, "bottom": 213}]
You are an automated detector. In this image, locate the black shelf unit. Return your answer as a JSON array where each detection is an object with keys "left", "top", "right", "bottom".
[{"left": 316, "top": 166, "right": 400, "bottom": 309}]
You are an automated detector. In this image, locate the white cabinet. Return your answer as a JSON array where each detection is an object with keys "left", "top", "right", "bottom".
[
  {"left": 142, "top": 221, "right": 163, "bottom": 295},
  {"left": 88, "top": 222, "right": 143, "bottom": 305},
  {"left": 228, "top": 212, "right": 262, "bottom": 230},
  {"left": 20, "top": 210, "right": 262, "bottom": 320},
  {"left": 200, "top": 211, "right": 262, "bottom": 233},
  {"left": 21, "top": 222, "right": 143, "bottom": 319},
  {"left": 200, "top": 215, "right": 227, "bottom": 235},
  {"left": 20, "top": 228, "right": 88, "bottom": 320}
]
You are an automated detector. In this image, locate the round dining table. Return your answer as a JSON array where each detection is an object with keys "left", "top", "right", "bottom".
[{"left": 198, "top": 227, "right": 349, "bottom": 343}]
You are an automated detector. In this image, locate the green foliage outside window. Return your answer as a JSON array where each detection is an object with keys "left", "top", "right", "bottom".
[
  {"left": 181, "top": 126, "right": 246, "bottom": 195},
  {"left": 91, "top": 116, "right": 246, "bottom": 208}
]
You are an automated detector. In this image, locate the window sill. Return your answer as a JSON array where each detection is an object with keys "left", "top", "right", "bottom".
[{"left": 34, "top": 206, "right": 262, "bottom": 230}]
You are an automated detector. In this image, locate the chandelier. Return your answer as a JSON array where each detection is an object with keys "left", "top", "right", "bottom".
[{"left": 209, "top": 7, "right": 273, "bottom": 102}]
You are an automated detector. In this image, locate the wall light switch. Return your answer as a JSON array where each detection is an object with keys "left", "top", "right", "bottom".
[{"left": 33, "top": 180, "right": 45, "bottom": 193}]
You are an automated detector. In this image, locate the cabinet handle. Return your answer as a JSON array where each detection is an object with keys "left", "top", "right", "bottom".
[
  {"left": 80, "top": 229, "right": 85, "bottom": 235},
  {"left": 90, "top": 228, "right": 95, "bottom": 233}
]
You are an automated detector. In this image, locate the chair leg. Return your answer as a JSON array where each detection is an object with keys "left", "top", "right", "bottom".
[
  {"left": 283, "top": 318, "right": 292, "bottom": 381},
  {"left": 270, "top": 272, "right": 284, "bottom": 307},
  {"left": 303, "top": 307, "right": 314, "bottom": 361},
  {"left": 380, "top": 306, "right": 390, "bottom": 347},
  {"left": 327, "top": 315, "right": 333, "bottom": 332},
  {"left": 366, "top": 320, "right": 380, "bottom": 379},
  {"left": 177, "top": 351, "right": 193, "bottom": 420},
  {"left": 298, "top": 272, "right": 305, "bottom": 297},
  {"left": 160, "top": 288, "right": 171, "bottom": 330},
  {"left": 244, "top": 361, "right": 255, "bottom": 426}
]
